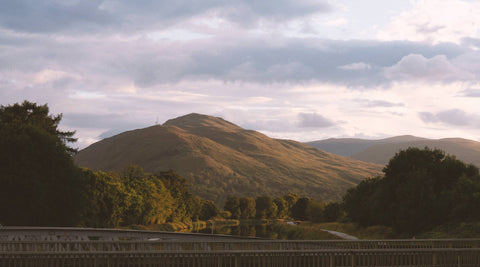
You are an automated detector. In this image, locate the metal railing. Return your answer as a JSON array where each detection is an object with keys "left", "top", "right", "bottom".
[
  {"left": 2, "top": 227, "right": 480, "bottom": 266},
  {"left": 2, "top": 239, "right": 480, "bottom": 253},
  {"left": 2, "top": 249, "right": 480, "bottom": 267}
]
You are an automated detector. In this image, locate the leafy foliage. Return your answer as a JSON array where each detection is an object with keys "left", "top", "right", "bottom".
[
  {"left": 0, "top": 101, "right": 84, "bottom": 226},
  {"left": 255, "top": 196, "right": 278, "bottom": 219},
  {"left": 120, "top": 166, "right": 175, "bottom": 225},
  {"left": 224, "top": 196, "right": 241, "bottom": 219},
  {"left": 80, "top": 166, "right": 220, "bottom": 227},
  {"left": 343, "top": 147, "right": 480, "bottom": 234},
  {"left": 199, "top": 200, "right": 219, "bottom": 220},
  {"left": 80, "top": 169, "right": 128, "bottom": 227},
  {"left": 0, "top": 101, "right": 221, "bottom": 227},
  {"left": 239, "top": 197, "right": 256, "bottom": 219},
  {"left": 223, "top": 193, "right": 342, "bottom": 223}
]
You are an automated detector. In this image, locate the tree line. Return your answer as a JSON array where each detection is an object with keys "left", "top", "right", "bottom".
[
  {"left": 3, "top": 101, "right": 480, "bottom": 236},
  {"left": 223, "top": 194, "right": 341, "bottom": 223},
  {"left": 81, "top": 166, "right": 219, "bottom": 228},
  {"left": 0, "top": 101, "right": 219, "bottom": 227}
]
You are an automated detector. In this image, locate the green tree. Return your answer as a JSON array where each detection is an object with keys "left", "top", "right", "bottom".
[
  {"left": 224, "top": 196, "right": 241, "bottom": 219},
  {"left": 239, "top": 197, "right": 256, "bottom": 219},
  {"left": 274, "top": 197, "right": 289, "bottom": 219},
  {"left": 0, "top": 101, "right": 84, "bottom": 226},
  {"left": 199, "top": 200, "right": 219, "bottom": 220},
  {"left": 381, "top": 147, "right": 478, "bottom": 233},
  {"left": 120, "top": 166, "right": 174, "bottom": 225},
  {"left": 255, "top": 196, "right": 278, "bottom": 219},
  {"left": 323, "top": 202, "right": 341, "bottom": 222},
  {"left": 283, "top": 193, "right": 299, "bottom": 217},
  {"left": 291, "top": 197, "right": 311, "bottom": 221},
  {"left": 156, "top": 170, "right": 196, "bottom": 222},
  {"left": 306, "top": 200, "right": 325, "bottom": 223},
  {"left": 343, "top": 147, "right": 480, "bottom": 234},
  {"left": 343, "top": 177, "right": 382, "bottom": 227},
  {"left": 80, "top": 169, "right": 128, "bottom": 227}
]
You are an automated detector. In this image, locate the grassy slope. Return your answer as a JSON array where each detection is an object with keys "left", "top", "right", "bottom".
[{"left": 75, "top": 113, "right": 382, "bottom": 204}]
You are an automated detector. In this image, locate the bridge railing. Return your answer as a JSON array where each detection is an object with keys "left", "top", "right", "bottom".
[
  {"left": 2, "top": 239, "right": 480, "bottom": 252},
  {"left": 2, "top": 248, "right": 480, "bottom": 267}
]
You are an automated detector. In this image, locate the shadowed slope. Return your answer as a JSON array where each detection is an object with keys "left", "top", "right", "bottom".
[
  {"left": 305, "top": 135, "right": 427, "bottom": 157},
  {"left": 307, "top": 135, "right": 480, "bottom": 167},
  {"left": 351, "top": 138, "right": 480, "bottom": 166}
]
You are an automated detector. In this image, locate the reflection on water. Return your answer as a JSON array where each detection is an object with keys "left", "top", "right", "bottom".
[{"left": 194, "top": 224, "right": 285, "bottom": 239}]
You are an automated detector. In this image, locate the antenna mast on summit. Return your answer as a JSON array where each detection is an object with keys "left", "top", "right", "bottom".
[{"left": 155, "top": 116, "right": 159, "bottom": 125}]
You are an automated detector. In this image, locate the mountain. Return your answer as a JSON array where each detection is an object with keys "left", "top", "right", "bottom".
[
  {"left": 74, "top": 113, "right": 382, "bottom": 204},
  {"left": 306, "top": 135, "right": 480, "bottom": 167},
  {"left": 305, "top": 135, "right": 427, "bottom": 157}
]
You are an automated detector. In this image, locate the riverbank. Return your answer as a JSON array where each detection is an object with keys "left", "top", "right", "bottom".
[{"left": 126, "top": 220, "right": 480, "bottom": 240}]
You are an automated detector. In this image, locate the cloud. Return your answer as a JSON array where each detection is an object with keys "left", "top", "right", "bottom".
[
  {"left": 377, "top": 0, "right": 480, "bottom": 44},
  {"left": 384, "top": 54, "right": 474, "bottom": 81},
  {"left": 419, "top": 109, "right": 480, "bottom": 127},
  {"left": 182, "top": 39, "right": 466, "bottom": 86},
  {"left": 354, "top": 99, "right": 404, "bottom": 108},
  {"left": 62, "top": 113, "right": 149, "bottom": 139},
  {"left": 338, "top": 62, "right": 371, "bottom": 70},
  {"left": 323, "top": 18, "right": 348, "bottom": 26},
  {"left": 33, "top": 69, "right": 81, "bottom": 85},
  {"left": 297, "top": 112, "right": 335, "bottom": 128},
  {"left": 0, "top": 1, "right": 117, "bottom": 33},
  {"left": 0, "top": 0, "right": 332, "bottom": 34},
  {"left": 458, "top": 88, "right": 480, "bottom": 97},
  {"left": 0, "top": 19, "right": 470, "bottom": 89}
]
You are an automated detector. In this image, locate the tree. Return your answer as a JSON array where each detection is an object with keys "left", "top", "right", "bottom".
[
  {"left": 0, "top": 101, "right": 77, "bottom": 154},
  {"left": 224, "top": 196, "right": 241, "bottom": 219},
  {"left": 283, "top": 193, "right": 299, "bottom": 217},
  {"left": 343, "top": 177, "right": 382, "bottom": 227},
  {"left": 306, "top": 201, "right": 325, "bottom": 223},
  {"left": 255, "top": 196, "right": 278, "bottom": 219},
  {"left": 199, "top": 200, "right": 219, "bottom": 220},
  {"left": 0, "top": 101, "right": 84, "bottom": 226},
  {"left": 380, "top": 147, "right": 477, "bottom": 233},
  {"left": 80, "top": 169, "right": 128, "bottom": 228},
  {"left": 239, "top": 197, "right": 256, "bottom": 219},
  {"left": 343, "top": 147, "right": 480, "bottom": 234},
  {"left": 323, "top": 202, "right": 341, "bottom": 222},
  {"left": 274, "top": 197, "right": 289, "bottom": 219},
  {"left": 120, "top": 165, "right": 174, "bottom": 225},
  {"left": 156, "top": 170, "right": 196, "bottom": 222},
  {"left": 291, "top": 197, "right": 312, "bottom": 221}
]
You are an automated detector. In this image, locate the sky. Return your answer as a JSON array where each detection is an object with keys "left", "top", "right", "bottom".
[{"left": 1, "top": 0, "right": 480, "bottom": 149}]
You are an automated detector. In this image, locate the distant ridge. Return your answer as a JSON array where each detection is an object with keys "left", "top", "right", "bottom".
[
  {"left": 74, "top": 113, "right": 382, "bottom": 204},
  {"left": 306, "top": 135, "right": 480, "bottom": 167}
]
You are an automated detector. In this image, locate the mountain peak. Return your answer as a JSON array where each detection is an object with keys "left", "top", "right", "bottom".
[
  {"left": 380, "top": 135, "right": 427, "bottom": 143},
  {"left": 164, "top": 113, "right": 242, "bottom": 132}
]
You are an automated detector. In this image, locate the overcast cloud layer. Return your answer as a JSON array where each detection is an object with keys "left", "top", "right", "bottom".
[{"left": 1, "top": 0, "right": 480, "bottom": 148}]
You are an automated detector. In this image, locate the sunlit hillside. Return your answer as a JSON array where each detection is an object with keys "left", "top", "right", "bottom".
[{"left": 75, "top": 113, "right": 382, "bottom": 204}]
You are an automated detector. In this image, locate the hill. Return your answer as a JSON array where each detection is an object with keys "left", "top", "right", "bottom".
[
  {"left": 306, "top": 135, "right": 480, "bottom": 167},
  {"left": 74, "top": 113, "right": 382, "bottom": 204}
]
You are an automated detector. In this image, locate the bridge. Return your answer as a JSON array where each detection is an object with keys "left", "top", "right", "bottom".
[{"left": 1, "top": 227, "right": 480, "bottom": 266}]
